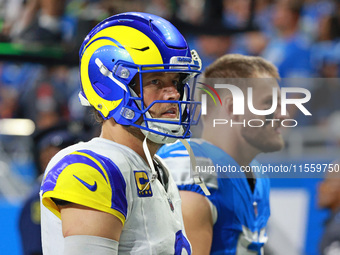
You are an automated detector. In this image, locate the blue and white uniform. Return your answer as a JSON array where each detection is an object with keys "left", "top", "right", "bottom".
[
  {"left": 157, "top": 139, "right": 270, "bottom": 255},
  {"left": 40, "top": 137, "right": 191, "bottom": 255}
]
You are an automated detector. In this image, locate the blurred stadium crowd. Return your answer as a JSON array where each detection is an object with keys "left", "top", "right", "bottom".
[
  {"left": 1, "top": 0, "right": 340, "bottom": 126},
  {"left": 0, "top": 0, "right": 340, "bottom": 254}
]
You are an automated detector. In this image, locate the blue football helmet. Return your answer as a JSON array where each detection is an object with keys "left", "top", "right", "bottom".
[{"left": 78, "top": 12, "right": 202, "bottom": 144}]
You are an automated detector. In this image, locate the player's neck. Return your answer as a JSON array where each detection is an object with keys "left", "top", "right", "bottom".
[
  {"left": 202, "top": 128, "right": 258, "bottom": 167},
  {"left": 228, "top": 144, "right": 257, "bottom": 167},
  {"left": 100, "top": 119, "right": 160, "bottom": 162},
  {"left": 229, "top": 134, "right": 261, "bottom": 167}
]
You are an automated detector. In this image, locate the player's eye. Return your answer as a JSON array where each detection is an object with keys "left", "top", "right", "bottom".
[
  {"left": 151, "top": 79, "right": 161, "bottom": 85},
  {"left": 173, "top": 80, "right": 179, "bottom": 86}
]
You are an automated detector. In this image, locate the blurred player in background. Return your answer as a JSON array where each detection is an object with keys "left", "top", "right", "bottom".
[
  {"left": 158, "top": 54, "right": 285, "bottom": 254},
  {"left": 40, "top": 12, "right": 203, "bottom": 254},
  {"left": 318, "top": 161, "right": 340, "bottom": 255},
  {"left": 19, "top": 123, "right": 79, "bottom": 255}
]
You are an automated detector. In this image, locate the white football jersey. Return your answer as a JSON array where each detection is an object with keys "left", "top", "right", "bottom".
[{"left": 40, "top": 137, "right": 191, "bottom": 254}]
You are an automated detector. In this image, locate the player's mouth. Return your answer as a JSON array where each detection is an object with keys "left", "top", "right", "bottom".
[{"left": 161, "top": 107, "right": 178, "bottom": 118}]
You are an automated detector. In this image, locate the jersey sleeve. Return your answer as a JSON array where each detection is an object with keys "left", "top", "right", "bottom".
[{"left": 41, "top": 149, "right": 128, "bottom": 225}]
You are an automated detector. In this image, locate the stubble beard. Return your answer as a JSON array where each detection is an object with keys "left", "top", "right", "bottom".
[{"left": 241, "top": 125, "right": 284, "bottom": 153}]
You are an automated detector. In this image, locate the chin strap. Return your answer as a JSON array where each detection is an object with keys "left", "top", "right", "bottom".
[
  {"left": 141, "top": 136, "right": 158, "bottom": 193},
  {"left": 180, "top": 139, "right": 210, "bottom": 196},
  {"left": 142, "top": 136, "right": 210, "bottom": 196}
]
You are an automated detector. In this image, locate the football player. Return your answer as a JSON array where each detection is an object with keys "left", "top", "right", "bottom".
[
  {"left": 158, "top": 54, "right": 286, "bottom": 254},
  {"left": 40, "top": 12, "right": 203, "bottom": 255}
]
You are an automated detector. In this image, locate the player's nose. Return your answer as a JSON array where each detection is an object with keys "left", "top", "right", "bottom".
[{"left": 163, "top": 84, "right": 180, "bottom": 101}]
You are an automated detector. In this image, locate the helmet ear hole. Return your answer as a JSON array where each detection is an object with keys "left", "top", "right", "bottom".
[
  {"left": 112, "top": 59, "right": 115, "bottom": 62},
  {"left": 93, "top": 81, "right": 112, "bottom": 96}
]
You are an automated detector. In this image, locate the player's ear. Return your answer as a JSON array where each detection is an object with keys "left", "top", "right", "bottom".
[
  {"left": 222, "top": 95, "right": 243, "bottom": 121},
  {"left": 222, "top": 95, "right": 234, "bottom": 118}
]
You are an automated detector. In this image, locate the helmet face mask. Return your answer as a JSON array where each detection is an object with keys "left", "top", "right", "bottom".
[
  {"left": 79, "top": 12, "right": 202, "bottom": 143},
  {"left": 129, "top": 69, "right": 201, "bottom": 143}
]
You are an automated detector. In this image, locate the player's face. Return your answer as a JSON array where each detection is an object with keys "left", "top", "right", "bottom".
[
  {"left": 241, "top": 73, "right": 285, "bottom": 153},
  {"left": 135, "top": 72, "right": 181, "bottom": 119}
]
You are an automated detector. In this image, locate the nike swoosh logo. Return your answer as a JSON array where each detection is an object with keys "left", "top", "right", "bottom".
[
  {"left": 73, "top": 175, "right": 97, "bottom": 191},
  {"left": 131, "top": 46, "right": 150, "bottom": 51}
]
